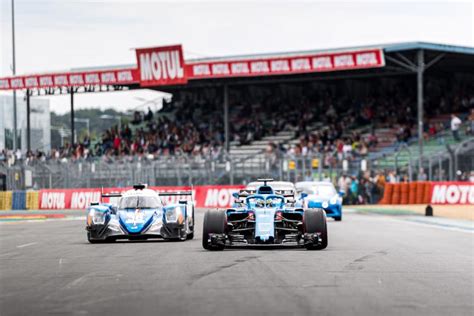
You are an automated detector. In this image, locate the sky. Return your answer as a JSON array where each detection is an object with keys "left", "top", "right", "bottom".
[{"left": 1, "top": 0, "right": 473, "bottom": 114}]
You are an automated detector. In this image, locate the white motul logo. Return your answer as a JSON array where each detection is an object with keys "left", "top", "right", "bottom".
[
  {"left": 291, "top": 58, "right": 311, "bottom": 71},
  {"left": 431, "top": 184, "right": 474, "bottom": 204},
  {"left": 140, "top": 50, "right": 184, "bottom": 82},
  {"left": 204, "top": 189, "right": 240, "bottom": 207},
  {"left": 312, "top": 57, "right": 333, "bottom": 69},
  {"left": 334, "top": 54, "right": 355, "bottom": 68},
  {"left": 356, "top": 52, "right": 378, "bottom": 66},
  {"left": 271, "top": 60, "right": 290, "bottom": 72},
  {"left": 193, "top": 64, "right": 211, "bottom": 76},
  {"left": 41, "top": 192, "right": 66, "bottom": 209},
  {"left": 71, "top": 191, "right": 101, "bottom": 209}
]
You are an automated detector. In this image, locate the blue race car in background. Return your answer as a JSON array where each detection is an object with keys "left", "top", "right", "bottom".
[
  {"left": 296, "top": 181, "right": 343, "bottom": 221},
  {"left": 86, "top": 184, "right": 194, "bottom": 243},
  {"left": 203, "top": 179, "right": 328, "bottom": 251}
]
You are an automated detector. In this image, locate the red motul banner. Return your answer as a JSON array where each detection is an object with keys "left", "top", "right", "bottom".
[
  {"left": 0, "top": 68, "right": 139, "bottom": 90},
  {"left": 186, "top": 48, "right": 385, "bottom": 79},
  {"left": 38, "top": 185, "right": 244, "bottom": 210},
  {"left": 0, "top": 46, "right": 385, "bottom": 90},
  {"left": 430, "top": 182, "right": 474, "bottom": 205},
  {"left": 136, "top": 45, "right": 187, "bottom": 87}
]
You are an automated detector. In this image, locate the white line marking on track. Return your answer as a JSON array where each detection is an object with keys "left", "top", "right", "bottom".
[
  {"left": 16, "top": 242, "right": 37, "bottom": 248},
  {"left": 394, "top": 218, "right": 474, "bottom": 234}
]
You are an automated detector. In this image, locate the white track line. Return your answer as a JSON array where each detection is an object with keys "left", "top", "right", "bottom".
[{"left": 16, "top": 242, "right": 38, "bottom": 248}]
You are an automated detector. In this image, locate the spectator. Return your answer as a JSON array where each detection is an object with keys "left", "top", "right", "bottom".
[
  {"left": 450, "top": 114, "right": 462, "bottom": 141},
  {"left": 417, "top": 168, "right": 427, "bottom": 181},
  {"left": 144, "top": 107, "right": 153, "bottom": 121},
  {"left": 468, "top": 109, "right": 474, "bottom": 135}
]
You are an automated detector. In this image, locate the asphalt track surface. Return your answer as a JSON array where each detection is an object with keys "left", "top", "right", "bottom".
[{"left": 0, "top": 210, "right": 473, "bottom": 316}]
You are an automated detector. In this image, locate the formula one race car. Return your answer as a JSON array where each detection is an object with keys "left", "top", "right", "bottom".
[
  {"left": 202, "top": 179, "right": 327, "bottom": 251},
  {"left": 86, "top": 184, "right": 194, "bottom": 243},
  {"left": 296, "top": 181, "right": 343, "bottom": 221}
]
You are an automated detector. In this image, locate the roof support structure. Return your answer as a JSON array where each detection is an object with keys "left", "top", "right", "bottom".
[
  {"left": 417, "top": 49, "right": 425, "bottom": 173},
  {"left": 223, "top": 84, "right": 230, "bottom": 154},
  {"left": 26, "top": 89, "right": 31, "bottom": 152},
  {"left": 385, "top": 50, "right": 448, "bottom": 174},
  {"left": 70, "top": 89, "right": 75, "bottom": 146}
]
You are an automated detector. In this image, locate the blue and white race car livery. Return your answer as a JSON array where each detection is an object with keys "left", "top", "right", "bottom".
[
  {"left": 296, "top": 181, "right": 343, "bottom": 221},
  {"left": 86, "top": 184, "right": 194, "bottom": 243},
  {"left": 203, "top": 179, "right": 328, "bottom": 251}
]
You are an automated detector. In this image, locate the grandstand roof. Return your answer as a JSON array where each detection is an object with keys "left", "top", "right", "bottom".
[{"left": 69, "top": 41, "right": 474, "bottom": 73}]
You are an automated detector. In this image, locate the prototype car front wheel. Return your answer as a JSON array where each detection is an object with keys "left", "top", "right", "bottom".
[
  {"left": 202, "top": 209, "right": 227, "bottom": 250},
  {"left": 187, "top": 207, "right": 195, "bottom": 240},
  {"left": 303, "top": 208, "right": 328, "bottom": 250}
]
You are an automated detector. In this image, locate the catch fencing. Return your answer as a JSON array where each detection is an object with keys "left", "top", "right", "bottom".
[{"left": 1, "top": 138, "right": 473, "bottom": 191}]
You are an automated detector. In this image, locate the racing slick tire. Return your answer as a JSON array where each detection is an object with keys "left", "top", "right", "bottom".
[
  {"left": 202, "top": 209, "right": 226, "bottom": 251},
  {"left": 303, "top": 208, "right": 328, "bottom": 250},
  {"left": 334, "top": 215, "right": 342, "bottom": 222},
  {"left": 87, "top": 232, "right": 111, "bottom": 244}
]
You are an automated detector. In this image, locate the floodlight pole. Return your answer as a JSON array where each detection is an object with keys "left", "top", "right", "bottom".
[
  {"left": 11, "top": 0, "right": 18, "bottom": 151},
  {"left": 223, "top": 84, "right": 229, "bottom": 153},
  {"left": 70, "top": 89, "right": 75, "bottom": 145},
  {"left": 26, "top": 89, "right": 31, "bottom": 152},
  {"left": 417, "top": 49, "right": 424, "bottom": 172}
]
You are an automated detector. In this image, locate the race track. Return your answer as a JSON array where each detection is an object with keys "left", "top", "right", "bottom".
[{"left": 0, "top": 210, "right": 473, "bottom": 316}]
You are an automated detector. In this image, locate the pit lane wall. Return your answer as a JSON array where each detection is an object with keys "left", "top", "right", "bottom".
[
  {"left": 0, "top": 185, "right": 244, "bottom": 210},
  {"left": 379, "top": 182, "right": 474, "bottom": 205}
]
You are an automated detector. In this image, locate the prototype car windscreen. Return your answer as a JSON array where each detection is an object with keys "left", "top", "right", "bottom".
[
  {"left": 305, "top": 185, "right": 336, "bottom": 196},
  {"left": 119, "top": 196, "right": 162, "bottom": 209}
]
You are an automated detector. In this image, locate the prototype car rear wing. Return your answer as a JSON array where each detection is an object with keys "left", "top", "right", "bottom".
[
  {"left": 238, "top": 189, "right": 294, "bottom": 198},
  {"left": 158, "top": 191, "right": 193, "bottom": 197}
]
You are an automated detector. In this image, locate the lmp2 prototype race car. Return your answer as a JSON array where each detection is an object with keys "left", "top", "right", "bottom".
[
  {"left": 202, "top": 179, "right": 328, "bottom": 251},
  {"left": 296, "top": 181, "right": 343, "bottom": 221},
  {"left": 86, "top": 184, "right": 194, "bottom": 243}
]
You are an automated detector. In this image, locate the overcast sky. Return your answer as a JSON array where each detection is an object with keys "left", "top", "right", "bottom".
[{"left": 1, "top": 0, "right": 473, "bottom": 114}]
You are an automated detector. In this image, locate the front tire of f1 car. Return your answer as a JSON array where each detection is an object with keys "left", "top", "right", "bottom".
[
  {"left": 304, "top": 208, "right": 328, "bottom": 250},
  {"left": 202, "top": 209, "right": 226, "bottom": 251}
]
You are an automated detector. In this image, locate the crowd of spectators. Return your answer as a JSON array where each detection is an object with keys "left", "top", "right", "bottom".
[{"left": 2, "top": 80, "right": 473, "bottom": 168}]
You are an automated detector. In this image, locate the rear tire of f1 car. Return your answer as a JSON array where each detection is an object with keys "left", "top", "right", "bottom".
[
  {"left": 334, "top": 215, "right": 342, "bottom": 222},
  {"left": 304, "top": 208, "right": 328, "bottom": 250},
  {"left": 202, "top": 209, "right": 226, "bottom": 251}
]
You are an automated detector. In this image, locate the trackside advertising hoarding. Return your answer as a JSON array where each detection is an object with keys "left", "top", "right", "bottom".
[
  {"left": 430, "top": 182, "right": 474, "bottom": 205},
  {"left": 0, "top": 46, "right": 385, "bottom": 90},
  {"left": 135, "top": 45, "right": 187, "bottom": 86},
  {"left": 186, "top": 49, "right": 385, "bottom": 79},
  {"left": 0, "top": 68, "right": 138, "bottom": 90},
  {"left": 38, "top": 185, "right": 244, "bottom": 210}
]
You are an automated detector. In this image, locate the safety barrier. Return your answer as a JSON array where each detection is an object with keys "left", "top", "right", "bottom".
[
  {"left": 380, "top": 182, "right": 474, "bottom": 205},
  {"left": 37, "top": 185, "right": 245, "bottom": 210},
  {"left": 12, "top": 191, "right": 26, "bottom": 210},
  {"left": 0, "top": 191, "right": 13, "bottom": 210},
  {"left": 380, "top": 182, "right": 430, "bottom": 205},
  {"left": 1, "top": 182, "right": 471, "bottom": 210},
  {"left": 26, "top": 191, "right": 39, "bottom": 210}
]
